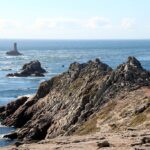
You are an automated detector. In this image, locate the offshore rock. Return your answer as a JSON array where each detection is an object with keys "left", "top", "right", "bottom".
[{"left": 7, "top": 60, "right": 46, "bottom": 77}]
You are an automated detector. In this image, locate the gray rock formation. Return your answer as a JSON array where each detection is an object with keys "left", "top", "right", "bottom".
[
  {"left": 6, "top": 43, "right": 22, "bottom": 56},
  {"left": 7, "top": 60, "right": 46, "bottom": 77},
  {"left": 0, "top": 57, "right": 149, "bottom": 142}
]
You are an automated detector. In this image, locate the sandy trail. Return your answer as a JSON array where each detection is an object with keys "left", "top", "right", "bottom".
[{"left": 1, "top": 130, "right": 150, "bottom": 150}]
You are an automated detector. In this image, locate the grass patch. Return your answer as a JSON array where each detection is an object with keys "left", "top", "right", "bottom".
[
  {"left": 130, "top": 113, "right": 147, "bottom": 127},
  {"left": 74, "top": 116, "right": 99, "bottom": 135},
  {"left": 98, "top": 101, "right": 116, "bottom": 120},
  {"left": 75, "top": 101, "right": 116, "bottom": 135},
  {"left": 69, "top": 78, "right": 84, "bottom": 90},
  {"left": 145, "top": 106, "right": 150, "bottom": 113},
  {"left": 145, "top": 123, "right": 150, "bottom": 129}
]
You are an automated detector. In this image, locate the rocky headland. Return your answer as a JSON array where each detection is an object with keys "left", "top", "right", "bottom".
[
  {"left": 7, "top": 60, "right": 46, "bottom": 77},
  {"left": 0, "top": 56, "right": 150, "bottom": 150}
]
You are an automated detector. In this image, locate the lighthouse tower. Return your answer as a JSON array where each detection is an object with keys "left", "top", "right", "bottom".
[
  {"left": 6, "top": 42, "right": 22, "bottom": 56},
  {"left": 14, "top": 42, "right": 17, "bottom": 51}
]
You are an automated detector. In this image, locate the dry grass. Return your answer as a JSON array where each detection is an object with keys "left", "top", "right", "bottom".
[
  {"left": 74, "top": 115, "right": 99, "bottom": 135},
  {"left": 98, "top": 101, "right": 116, "bottom": 120},
  {"left": 130, "top": 113, "right": 147, "bottom": 127},
  {"left": 75, "top": 101, "right": 116, "bottom": 135}
]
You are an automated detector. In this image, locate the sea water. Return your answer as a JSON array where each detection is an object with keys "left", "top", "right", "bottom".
[{"left": 0, "top": 39, "right": 150, "bottom": 147}]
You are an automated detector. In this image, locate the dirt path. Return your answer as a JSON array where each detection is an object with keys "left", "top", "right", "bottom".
[{"left": 2, "top": 130, "right": 150, "bottom": 150}]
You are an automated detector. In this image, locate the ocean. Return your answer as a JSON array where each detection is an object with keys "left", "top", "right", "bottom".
[{"left": 0, "top": 39, "right": 150, "bottom": 147}]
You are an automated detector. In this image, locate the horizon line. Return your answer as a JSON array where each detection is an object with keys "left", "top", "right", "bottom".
[{"left": 0, "top": 38, "right": 150, "bottom": 41}]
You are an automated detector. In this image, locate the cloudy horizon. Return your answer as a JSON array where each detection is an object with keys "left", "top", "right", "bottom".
[{"left": 0, "top": 0, "right": 150, "bottom": 39}]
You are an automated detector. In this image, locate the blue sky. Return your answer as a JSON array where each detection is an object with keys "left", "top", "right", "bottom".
[{"left": 0, "top": 0, "right": 150, "bottom": 39}]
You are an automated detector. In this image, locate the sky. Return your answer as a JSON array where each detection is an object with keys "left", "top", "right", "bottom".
[{"left": 0, "top": 0, "right": 150, "bottom": 39}]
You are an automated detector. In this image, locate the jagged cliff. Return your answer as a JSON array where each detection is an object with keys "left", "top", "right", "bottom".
[{"left": 0, "top": 57, "right": 150, "bottom": 143}]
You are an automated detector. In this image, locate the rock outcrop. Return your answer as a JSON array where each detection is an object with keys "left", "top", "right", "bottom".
[
  {"left": 7, "top": 60, "right": 46, "bottom": 77},
  {"left": 0, "top": 56, "right": 150, "bottom": 143},
  {"left": 0, "top": 96, "right": 28, "bottom": 120},
  {"left": 6, "top": 43, "right": 22, "bottom": 56}
]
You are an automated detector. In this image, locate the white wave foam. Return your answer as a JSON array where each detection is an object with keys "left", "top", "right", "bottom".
[
  {"left": 0, "top": 68, "right": 12, "bottom": 71},
  {"left": 7, "top": 76, "right": 19, "bottom": 78},
  {"left": 0, "top": 123, "right": 5, "bottom": 128},
  {"left": 0, "top": 135, "right": 4, "bottom": 139},
  {"left": 17, "top": 94, "right": 35, "bottom": 99}
]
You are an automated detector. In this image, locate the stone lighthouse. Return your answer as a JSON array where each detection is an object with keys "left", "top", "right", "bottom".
[
  {"left": 14, "top": 42, "right": 17, "bottom": 51},
  {"left": 6, "top": 42, "right": 22, "bottom": 56}
]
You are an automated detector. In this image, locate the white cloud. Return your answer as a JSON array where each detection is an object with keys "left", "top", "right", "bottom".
[
  {"left": 34, "top": 19, "right": 56, "bottom": 29},
  {"left": 85, "top": 17, "right": 111, "bottom": 29},
  {"left": 34, "top": 18, "right": 80, "bottom": 30},
  {"left": 0, "top": 19, "right": 21, "bottom": 30},
  {"left": 0, "top": 16, "right": 141, "bottom": 39},
  {"left": 34, "top": 17, "right": 112, "bottom": 30},
  {"left": 121, "top": 18, "right": 135, "bottom": 29}
]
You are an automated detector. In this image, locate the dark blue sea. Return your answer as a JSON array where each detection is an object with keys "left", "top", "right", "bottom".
[{"left": 0, "top": 39, "right": 150, "bottom": 147}]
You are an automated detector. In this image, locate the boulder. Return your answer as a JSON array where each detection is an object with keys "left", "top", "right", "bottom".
[
  {"left": 97, "top": 141, "right": 110, "bottom": 148},
  {"left": 7, "top": 60, "right": 46, "bottom": 77},
  {"left": 141, "top": 137, "right": 150, "bottom": 144},
  {"left": 0, "top": 106, "right": 5, "bottom": 113},
  {"left": 4, "top": 132, "right": 17, "bottom": 140}
]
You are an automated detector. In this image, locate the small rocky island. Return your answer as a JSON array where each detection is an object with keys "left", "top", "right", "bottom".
[
  {"left": 7, "top": 60, "right": 46, "bottom": 77},
  {"left": 0, "top": 57, "right": 150, "bottom": 150},
  {"left": 6, "top": 43, "right": 22, "bottom": 56}
]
